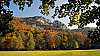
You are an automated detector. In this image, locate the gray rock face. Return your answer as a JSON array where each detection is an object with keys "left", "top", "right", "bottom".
[{"left": 20, "top": 16, "right": 68, "bottom": 30}]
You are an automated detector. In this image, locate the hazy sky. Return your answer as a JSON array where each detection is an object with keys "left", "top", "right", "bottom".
[{"left": 8, "top": 0, "right": 97, "bottom": 29}]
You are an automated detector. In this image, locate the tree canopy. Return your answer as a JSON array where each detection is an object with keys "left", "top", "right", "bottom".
[
  {"left": 0, "top": 0, "right": 100, "bottom": 28},
  {"left": 53, "top": 0, "right": 100, "bottom": 28}
]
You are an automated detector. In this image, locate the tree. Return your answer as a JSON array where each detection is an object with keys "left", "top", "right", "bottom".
[
  {"left": 55, "top": 35, "right": 62, "bottom": 49},
  {"left": 0, "top": 9, "right": 13, "bottom": 35},
  {"left": 0, "top": 32, "right": 18, "bottom": 50},
  {"left": 0, "top": 0, "right": 56, "bottom": 36},
  {"left": 72, "top": 32, "right": 92, "bottom": 49},
  {"left": 88, "top": 29, "right": 100, "bottom": 48},
  {"left": 26, "top": 32, "right": 35, "bottom": 50},
  {"left": 0, "top": 0, "right": 100, "bottom": 27},
  {"left": 32, "top": 28, "right": 46, "bottom": 50},
  {"left": 0, "top": 0, "right": 56, "bottom": 15},
  {"left": 15, "top": 32, "right": 25, "bottom": 50},
  {"left": 53, "top": 0, "right": 95, "bottom": 27},
  {"left": 52, "top": 0, "right": 100, "bottom": 48},
  {"left": 0, "top": 0, "right": 99, "bottom": 28},
  {"left": 0, "top": 0, "right": 100, "bottom": 49}
]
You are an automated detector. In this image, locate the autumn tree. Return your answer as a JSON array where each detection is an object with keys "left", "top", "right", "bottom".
[
  {"left": 52, "top": 0, "right": 100, "bottom": 48},
  {"left": 0, "top": 32, "right": 21, "bottom": 50},
  {"left": 0, "top": 0, "right": 100, "bottom": 49},
  {"left": 15, "top": 32, "right": 25, "bottom": 50},
  {"left": 72, "top": 32, "right": 91, "bottom": 49}
]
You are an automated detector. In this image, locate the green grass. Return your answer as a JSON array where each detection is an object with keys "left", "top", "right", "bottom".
[{"left": 0, "top": 50, "right": 99, "bottom": 56}]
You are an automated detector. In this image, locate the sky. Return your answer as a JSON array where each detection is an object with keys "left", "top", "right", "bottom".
[{"left": 8, "top": 0, "right": 97, "bottom": 29}]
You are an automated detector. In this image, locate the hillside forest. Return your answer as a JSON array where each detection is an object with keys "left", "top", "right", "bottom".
[
  {"left": 0, "top": 17, "right": 94, "bottom": 50},
  {"left": 0, "top": 0, "right": 100, "bottom": 50}
]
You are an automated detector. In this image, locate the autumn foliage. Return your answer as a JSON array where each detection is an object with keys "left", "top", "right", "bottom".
[
  {"left": 9, "top": 17, "right": 33, "bottom": 32},
  {"left": 0, "top": 17, "right": 92, "bottom": 50}
]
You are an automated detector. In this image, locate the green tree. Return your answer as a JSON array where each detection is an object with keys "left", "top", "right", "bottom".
[
  {"left": 26, "top": 32, "right": 35, "bottom": 50},
  {"left": 15, "top": 32, "right": 25, "bottom": 50},
  {"left": 0, "top": 10, "right": 13, "bottom": 35}
]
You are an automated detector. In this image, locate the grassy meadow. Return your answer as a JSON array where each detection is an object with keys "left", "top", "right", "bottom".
[{"left": 0, "top": 50, "right": 99, "bottom": 56}]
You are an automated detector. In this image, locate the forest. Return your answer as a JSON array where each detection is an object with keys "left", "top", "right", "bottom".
[
  {"left": 0, "top": 17, "right": 92, "bottom": 50},
  {"left": 0, "top": 0, "right": 100, "bottom": 50}
]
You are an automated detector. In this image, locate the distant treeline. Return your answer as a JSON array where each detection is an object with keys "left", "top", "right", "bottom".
[{"left": 0, "top": 27, "right": 92, "bottom": 51}]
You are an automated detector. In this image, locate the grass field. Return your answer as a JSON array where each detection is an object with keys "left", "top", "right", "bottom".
[{"left": 0, "top": 50, "right": 99, "bottom": 56}]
